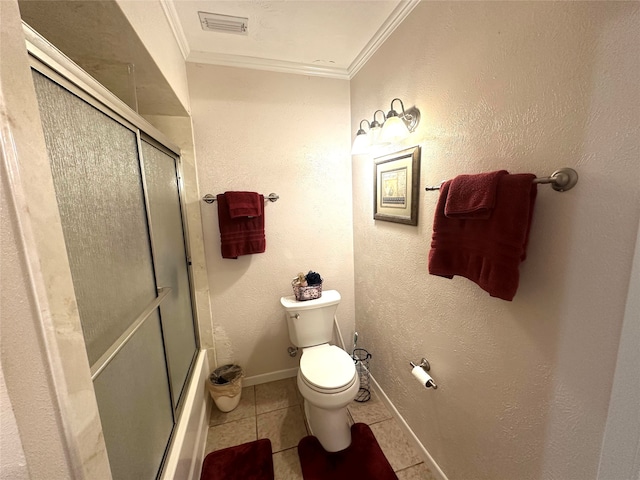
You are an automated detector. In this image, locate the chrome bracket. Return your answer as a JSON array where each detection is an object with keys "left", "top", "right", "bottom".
[
  {"left": 549, "top": 168, "right": 578, "bottom": 192},
  {"left": 417, "top": 358, "right": 430, "bottom": 371},
  {"left": 400, "top": 106, "right": 421, "bottom": 133}
]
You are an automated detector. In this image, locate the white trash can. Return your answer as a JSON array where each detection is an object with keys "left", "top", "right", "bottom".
[{"left": 207, "top": 364, "right": 244, "bottom": 412}]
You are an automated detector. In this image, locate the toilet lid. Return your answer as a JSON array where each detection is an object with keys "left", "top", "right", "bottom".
[{"left": 300, "top": 345, "right": 356, "bottom": 390}]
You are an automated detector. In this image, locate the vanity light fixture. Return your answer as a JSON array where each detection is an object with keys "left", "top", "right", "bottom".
[
  {"left": 351, "top": 119, "right": 371, "bottom": 155},
  {"left": 381, "top": 98, "right": 420, "bottom": 144},
  {"left": 351, "top": 98, "right": 420, "bottom": 155}
]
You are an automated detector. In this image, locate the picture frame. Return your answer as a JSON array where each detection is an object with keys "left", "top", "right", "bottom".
[{"left": 373, "top": 146, "right": 421, "bottom": 225}]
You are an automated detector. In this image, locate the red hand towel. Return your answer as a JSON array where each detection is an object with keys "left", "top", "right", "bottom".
[
  {"left": 428, "top": 173, "right": 537, "bottom": 301},
  {"left": 217, "top": 194, "right": 266, "bottom": 259},
  {"left": 444, "top": 170, "right": 508, "bottom": 219},
  {"left": 225, "top": 191, "right": 263, "bottom": 218}
]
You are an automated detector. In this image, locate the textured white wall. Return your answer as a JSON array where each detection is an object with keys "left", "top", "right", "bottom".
[
  {"left": 598, "top": 221, "right": 640, "bottom": 480},
  {"left": 188, "top": 64, "right": 355, "bottom": 376},
  {"left": 0, "top": 364, "right": 28, "bottom": 480},
  {"left": 350, "top": 3, "right": 639, "bottom": 480}
]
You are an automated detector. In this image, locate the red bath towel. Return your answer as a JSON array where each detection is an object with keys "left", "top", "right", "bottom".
[
  {"left": 217, "top": 193, "right": 266, "bottom": 259},
  {"left": 224, "top": 191, "right": 263, "bottom": 218},
  {"left": 445, "top": 170, "right": 508, "bottom": 219},
  {"left": 428, "top": 173, "right": 537, "bottom": 301}
]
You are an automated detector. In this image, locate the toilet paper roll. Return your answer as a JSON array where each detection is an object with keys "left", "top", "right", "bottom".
[{"left": 412, "top": 365, "right": 434, "bottom": 388}]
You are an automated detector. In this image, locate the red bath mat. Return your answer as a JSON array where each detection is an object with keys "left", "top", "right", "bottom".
[
  {"left": 200, "top": 439, "right": 274, "bottom": 480},
  {"left": 298, "top": 423, "right": 398, "bottom": 480}
]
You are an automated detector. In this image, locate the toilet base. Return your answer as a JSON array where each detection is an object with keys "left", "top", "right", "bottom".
[{"left": 304, "top": 399, "right": 352, "bottom": 452}]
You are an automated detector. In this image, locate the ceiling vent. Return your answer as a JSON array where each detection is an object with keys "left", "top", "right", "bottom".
[{"left": 198, "top": 12, "right": 248, "bottom": 35}]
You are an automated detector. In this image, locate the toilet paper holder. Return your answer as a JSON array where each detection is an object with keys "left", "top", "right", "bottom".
[{"left": 410, "top": 358, "right": 438, "bottom": 389}]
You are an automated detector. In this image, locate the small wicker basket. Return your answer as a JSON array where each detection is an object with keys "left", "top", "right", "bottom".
[{"left": 292, "top": 280, "right": 322, "bottom": 301}]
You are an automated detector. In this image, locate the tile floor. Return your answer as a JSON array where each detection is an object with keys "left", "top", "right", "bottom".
[{"left": 204, "top": 377, "right": 437, "bottom": 479}]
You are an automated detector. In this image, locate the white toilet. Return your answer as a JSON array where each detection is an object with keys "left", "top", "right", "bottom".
[{"left": 280, "top": 290, "right": 359, "bottom": 452}]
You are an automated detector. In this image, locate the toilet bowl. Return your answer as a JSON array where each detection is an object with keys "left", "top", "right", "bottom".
[
  {"left": 280, "top": 290, "right": 359, "bottom": 452},
  {"left": 297, "top": 344, "right": 359, "bottom": 452}
]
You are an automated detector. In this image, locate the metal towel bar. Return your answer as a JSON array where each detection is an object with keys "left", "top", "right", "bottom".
[
  {"left": 202, "top": 193, "right": 279, "bottom": 204},
  {"left": 425, "top": 167, "right": 578, "bottom": 192}
]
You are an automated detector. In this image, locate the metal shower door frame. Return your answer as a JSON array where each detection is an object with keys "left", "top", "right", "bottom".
[{"left": 24, "top": 21, "right": 201, "bottom": 477}]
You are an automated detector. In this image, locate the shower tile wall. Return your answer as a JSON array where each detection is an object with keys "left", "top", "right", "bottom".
[{"left": 203, "top": 377, "right": 437, "bottom": 479}]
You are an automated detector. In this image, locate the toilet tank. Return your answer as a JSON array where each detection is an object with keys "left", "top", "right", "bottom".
[{"left": 280, "top": 290, "right": 341, "bottom": 348}]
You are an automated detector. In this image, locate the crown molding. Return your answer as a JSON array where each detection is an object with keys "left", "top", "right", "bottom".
[
  {"left": 348, "top": 0, "right": 421, "bottom": 79},
  {"left": 187, "top": 51, "right": 350, "bottom": 80},
  {"left": 162, "top": 0, "right": 418, "bottom": 80},
  {"left": 160, "top": 0, "right": 190, "bottom": 60}
]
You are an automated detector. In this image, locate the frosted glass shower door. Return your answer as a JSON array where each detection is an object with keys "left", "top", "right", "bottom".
[
  {"left": 141, "top": 140, "right": 197, "bottom": 406},
  {"left": 32, "top": 71, "right": 174, "bottom": 480}
]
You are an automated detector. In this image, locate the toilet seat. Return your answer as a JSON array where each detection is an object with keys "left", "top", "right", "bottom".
[
  {"left": 300, "top": 372, "right": 357, "bottom": 395},
  {"left": 299, "top": 345, "right": 356, "bottom": 393}
]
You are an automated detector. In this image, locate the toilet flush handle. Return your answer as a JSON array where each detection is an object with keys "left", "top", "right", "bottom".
[{"left": 290, "top": 313, "right": 300, "bottom": 319}]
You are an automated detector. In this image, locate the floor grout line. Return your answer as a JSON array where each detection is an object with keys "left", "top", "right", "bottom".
[
  {"left": 254, "top": 410, "right": 258, "bottom": 440},
  {"left": 364, "top": 416, "right": 393, "bottom": 427},
  {"left": 394, "top": 461, "right": 425, "bottom": 474},
  {"left": 255, "top": 402, "right": 302, "bottom": 417}
]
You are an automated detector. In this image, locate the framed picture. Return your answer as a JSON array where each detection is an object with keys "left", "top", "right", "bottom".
[{"left": 373, "top": 146, "right": 421, "bottom": 225}]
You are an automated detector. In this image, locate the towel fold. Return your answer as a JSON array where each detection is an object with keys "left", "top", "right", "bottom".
[
  {"left": 444, "top": 170, "right": 508, "bottom": 219},
  {"left": 224, "top": 191, "right": 263, "bottom": 218},
  {"left": 217, "top": 193, "right": 266, "bottom": 259},
  {"left": 428, "top": 173, "right": 537, "bottom": 301}
]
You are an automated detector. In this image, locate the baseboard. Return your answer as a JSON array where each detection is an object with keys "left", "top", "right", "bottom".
[
  {"left": 333, "top": 320, "right": 447, "bottom": 478},
  {"left": 369, "top": 373, "right": 449, "bottom": 480},
  {"left": 243, "top": 367, "right": 298, "bottom": 387},
  {"left": 161, "top": 350, "right": 211, "bottom": 480},
  {"left": 247, "top": 321, "right": 447, "bottom": 478}
]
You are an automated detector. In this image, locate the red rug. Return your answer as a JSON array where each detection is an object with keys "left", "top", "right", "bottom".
[
  {"left": 298, "top": 423, "right": 398, "bottom": 480},
  {"left": 200, "top": 439, "right": 274, "bottom": 480}
]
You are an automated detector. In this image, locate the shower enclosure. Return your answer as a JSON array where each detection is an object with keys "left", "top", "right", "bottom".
[{"left": 29, "top": 49, "right": 198, "bottom": 479}]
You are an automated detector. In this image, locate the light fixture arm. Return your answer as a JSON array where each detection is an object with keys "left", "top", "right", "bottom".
[
  {"left": 387, "top": 98, "right": 405, "bottom": 118},
  {"left": 356, "top": 119, "right": 371, "bottom": 135},
  {"left": 371, "top": 110, "right": 386, "bottom": 129}
]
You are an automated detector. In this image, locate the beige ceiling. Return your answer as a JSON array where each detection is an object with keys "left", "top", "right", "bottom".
[
  {"left": 18, "top": 0, "right": 419, "bottom": 117},
  {"left": 166, "top": 0, "right": 419, "bottom": 78}
]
